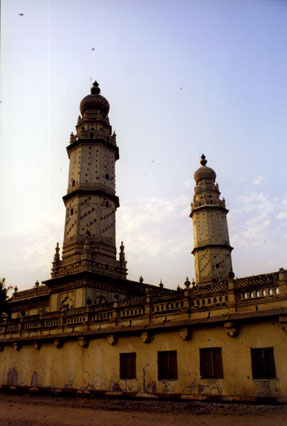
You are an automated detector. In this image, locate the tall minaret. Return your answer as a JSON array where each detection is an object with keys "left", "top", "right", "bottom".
[
  {"left": 190, "top": 154, "right": 233, "bottom": 285},
  {"left": 52, "top": 81, "right": 127, "bottom": 280}
]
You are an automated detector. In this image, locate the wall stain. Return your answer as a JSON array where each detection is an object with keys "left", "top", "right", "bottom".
[
  {"left": 30, "top": 371, "right": 38, "bottom": 387},
  {"left": 7, "top": 369, "right": 18, "bottom": 386},
  {"left": 147, "top": 381, "right": 156, "bottom": 393},
  {"left": 109, "top": 380, "right": 121, "bottom": 391},
  {"left": 198, "top": 382, "right": 222, "bottom": 396},
  {"left": 255, "top": 380, "right": 281, "bottom": 398}
]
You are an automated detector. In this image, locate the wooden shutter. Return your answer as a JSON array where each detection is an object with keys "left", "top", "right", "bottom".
[
  {"left": 213, "top": 348, "right": 223, "bottom": 378},
  {"left": 200, "top": 348, "right": 223, "bottom": 378},
  {"left": 169, "top": 351, "right": 178, "bottom": 380},
  {"left": 252, "top": 348, "right": 276, "bottom": 379},
  {"left": 158, "top": 351, "right": 178, "bottom": 380},
  {"left": 120, "top": 353, "right": 136, "bottom": 379}
]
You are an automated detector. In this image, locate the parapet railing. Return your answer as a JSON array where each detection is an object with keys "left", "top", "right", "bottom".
[
  {"left": 11, "top": 286, "right": 49, "bottom": 301},
  {"left": 1, "top": 278, "right": 285, "bottom": 337}
]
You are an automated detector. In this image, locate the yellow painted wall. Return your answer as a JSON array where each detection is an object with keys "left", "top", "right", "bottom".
[{"left": 0, "top": 320, "right": 286, "bottom": 401}]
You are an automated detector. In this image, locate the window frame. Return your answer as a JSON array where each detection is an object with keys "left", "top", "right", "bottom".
[
  {"left": 119, "top": 352, "right": 136, "bottom": 380},
  {"left": 200, "top": 347, "right": 224, "bottom": 379},
  {"left": 158, "top": 350, "right": 178, "bottom": 380},
  {"left": 251, "top": 347, "right": 276, "bottom": 379}
]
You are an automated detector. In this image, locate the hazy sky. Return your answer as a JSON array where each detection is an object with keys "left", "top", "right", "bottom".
[{"left": 1, "top": 0, "right": 287, "bottom": 290}]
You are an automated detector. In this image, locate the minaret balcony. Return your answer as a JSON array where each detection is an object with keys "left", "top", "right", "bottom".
[
  {"left": 67, "top": 137, "right": 119, "bottom": 160},
  {"left": 190, "top": 200, "right": 228, "bottom": 215},
  {"left": 63, "top": 184, "right": 119, "bottom": 207},
  {"left": 66, "top": 182, "right": 115, "bottom": 195}
]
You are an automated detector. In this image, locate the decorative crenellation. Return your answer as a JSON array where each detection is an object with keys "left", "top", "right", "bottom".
[{"left": 2, "top": 270, "right": 286, "bottom": 340}]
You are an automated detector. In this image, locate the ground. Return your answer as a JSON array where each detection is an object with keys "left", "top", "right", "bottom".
[{"left": 0, "top": 393, "right": 287, "bottom": 426}]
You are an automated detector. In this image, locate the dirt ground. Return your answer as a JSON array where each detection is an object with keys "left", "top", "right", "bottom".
[{"left": 0, "top": 393, "right": 287, "bottom": 426}]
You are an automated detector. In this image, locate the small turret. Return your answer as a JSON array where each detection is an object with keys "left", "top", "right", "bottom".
[
  {"left": 53, "top": 243, "right": 60, "bottom": 263},
  {"left": 119, "top": 242, "right": 127, "bottom": 270},
  {"left": 51, "top": 243, "right": 61, "bottom": 278}
]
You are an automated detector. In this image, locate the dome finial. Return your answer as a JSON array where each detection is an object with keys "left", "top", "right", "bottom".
[
  {"left": 200, "top": 154, "right": 207, "bottom": 166},
  {"left": 91, "top": 80, "right": 100, "bottom": 95}
]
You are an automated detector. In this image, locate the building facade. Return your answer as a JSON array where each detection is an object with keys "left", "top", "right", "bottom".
[{"left": 1, "top": 84, "right": 287, "bottom": 402}]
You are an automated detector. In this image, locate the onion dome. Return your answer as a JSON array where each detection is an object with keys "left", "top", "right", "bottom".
[
  {"left": 80, "top": 81, "right": 110, "bottom": 116},
  {"left": 194, "top": 154, "right": 216, "bottom": 182}
]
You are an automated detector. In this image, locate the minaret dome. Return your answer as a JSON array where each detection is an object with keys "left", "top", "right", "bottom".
[
  {"left": 80, "top": 81, "right": 110, "bottom": 117},
  {"left": 194, "top": 154, "right": 216, "bottom": 182}
]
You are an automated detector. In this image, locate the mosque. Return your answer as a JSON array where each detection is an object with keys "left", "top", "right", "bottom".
[{"left": 0, "top": 83, "right": 286, "bottom": 401}]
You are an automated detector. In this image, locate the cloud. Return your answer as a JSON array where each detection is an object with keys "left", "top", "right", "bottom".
[
  {"left": 0, "top": 210, "right": 64, "bottom": 288},
  {"left": 117, "top": 195, "right": 194, "bottom": 286},
  {"left": 252, "top": 176, "right": 267, "bottom": 186},
  {"left": 3, "top": 187, "right": 287, "bottom": 291},
  {"left": 276, "top": 212, "right": 287, "bottom": 220}
]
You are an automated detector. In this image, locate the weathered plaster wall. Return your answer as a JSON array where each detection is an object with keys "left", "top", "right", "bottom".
[{"left": 0, "top": 320, "right": 286, "bottom": 401}]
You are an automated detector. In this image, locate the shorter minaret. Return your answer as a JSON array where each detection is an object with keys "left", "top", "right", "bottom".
[{"left": 190, "top": 155, "right": 233, "bottom": 285}]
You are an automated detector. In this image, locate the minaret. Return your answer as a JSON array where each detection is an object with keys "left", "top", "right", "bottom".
[
  {"left": 190, "top": 155, "right": 233, "bottom": 285},
  {"left": 52, "top": 81, "right": 127, "bottom": 279}
]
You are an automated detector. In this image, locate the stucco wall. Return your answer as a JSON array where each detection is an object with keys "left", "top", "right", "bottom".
[{"left": 0, "top": 320, "right": 286, "bottom": 401}]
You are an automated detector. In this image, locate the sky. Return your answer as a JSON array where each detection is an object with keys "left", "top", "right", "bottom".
[{"left": 0, "top": 0, "right": 287, "bottom": 291}]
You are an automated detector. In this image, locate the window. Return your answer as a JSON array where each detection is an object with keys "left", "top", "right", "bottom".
[
  {"left": 251, "top": 348, "right": 276, "bottom": 379},
  {"left": 120, "top": 353, "right": 136, "bottom": 379},
  {"left": 200, "top": 348, "right": 223, "bottom": 379},
  {"left": 158, "top": 351, "right": 178, "bottom": 380}
]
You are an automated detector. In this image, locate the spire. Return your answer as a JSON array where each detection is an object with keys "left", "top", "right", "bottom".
[
  {"left": 184, "top": 277, "right": 191, "bottom": 288},
  {"left": 90, "top": 80, "right": 100, "bottom": 95},
  {"left": 119, "top": 241, "right": 127, "bottom": 267},
  {"left": 200, "top": 153, "right": 207, "bottom": 166},
  {"left": 53, "top": 243, "right": 60, "bottom": 263}
]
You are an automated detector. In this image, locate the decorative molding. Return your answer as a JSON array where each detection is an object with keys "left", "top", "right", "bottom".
[
  {"left": 279, "top": 315, "right": 287, "bottom": 331},
  {"left": 141, "top": 331, "right": 153, "bottom": 343},
  {"left": 224, "top": 321, "right": 238, "bottom": 337},
  {"left": 54, "top": 339, "right": 63, "bottom": 348},
  {"left": 107, "top": 334, "right": 116, "bottom": 345},
  {"left": 13, "top": 342, "right": 20, "bottom": 351},
  {"left": 33, "top": 341, "right": 40, "bottom": 350},
  {"left": 179, "top": 327, "right": 191, "bottom": 341},
  {"left": 78, "top": 337, "right": 89, "bottom": 348}
]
